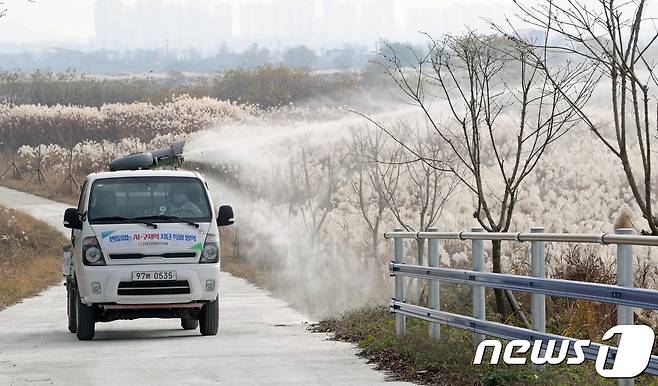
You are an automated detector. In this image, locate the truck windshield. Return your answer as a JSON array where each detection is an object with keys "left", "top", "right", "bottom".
[{"left": 88, "top": 177, "right": 212, "bottom": 223}]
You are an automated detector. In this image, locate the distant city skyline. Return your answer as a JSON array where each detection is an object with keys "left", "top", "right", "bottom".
[{"left": 0, "top": 0, "right": 518, "bottom": 53}]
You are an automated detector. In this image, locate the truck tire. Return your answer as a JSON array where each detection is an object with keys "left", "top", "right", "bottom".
[
  {"left": 67, "top": 281, "right": 77, "bottom": 333},
  {"left": 76, "top": 290, "right": 95, "bottom": 341},
  {"left": 181, "top": 318, "right": 198, "bottom": 330},
  {"left": 199, "top": 297, "right": 219, "bottom": 336}
]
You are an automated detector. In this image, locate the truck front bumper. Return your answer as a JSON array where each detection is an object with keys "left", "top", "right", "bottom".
[{"left": 76, "top": 263, "right": 220, "bottom": 305}]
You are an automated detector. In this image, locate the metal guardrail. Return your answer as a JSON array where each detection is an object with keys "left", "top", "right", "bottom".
[
  {"left": 386, "top": 226, "right": 658, "bottom": 384},
  {"left": 383, "top": 229, "right": 658, "bottom": 246},
  {"left": 390, "top": 263, "right": 658, "bottom": 310}
]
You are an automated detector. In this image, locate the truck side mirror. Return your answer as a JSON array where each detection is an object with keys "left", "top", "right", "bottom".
[
  {"left": 217, "top": 205, "right": 234, "bottom": 227},
  {"left": 63, "top": 208, "right": 82, "bottom": 230}
]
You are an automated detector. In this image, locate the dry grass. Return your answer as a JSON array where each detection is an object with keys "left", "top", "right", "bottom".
[
  {"left": 219, "top": 227, "right": 283, "bottom": 291},
  {"left": 547, "top": 244, "right": 618, "bottom": 340},
  {"left": 0, "top": 205, "right": 67, "bottom": 309},
  {"left": 314, "top": 306, "right": 626, "bottom": 386},
  {"left": 0, "top": 152, "right": 81, "bottom": 205},
  {"left": 0, "top": 175, "right": 78, "bottom": 206}
]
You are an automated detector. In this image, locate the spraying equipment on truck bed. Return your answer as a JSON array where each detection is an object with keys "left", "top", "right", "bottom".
[{"left": 109, "top": 140, "right": 186, "bottom": 171}]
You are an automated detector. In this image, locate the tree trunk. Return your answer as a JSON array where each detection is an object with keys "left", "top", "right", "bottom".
[
  {"left": 11, "top": 149, "right": 21, "bottom": 179},
  {"left": 233, "top": 225, "right": 240, "bottom": 258},
  {"left": 491, "top": 240, "right": 508, "bottom": 316},
  {"left": 372, "top": 229, "right": 379, "bottom": 262}
]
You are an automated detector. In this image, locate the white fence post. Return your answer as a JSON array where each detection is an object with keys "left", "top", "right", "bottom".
[
  {"left": 394, "top": 228, "right": 406, "bottom": 337},
  {"left": 427, "top": 227, "right": 440, "bottom": 340},
  {"left": 616, "top": 228, "right": 634, "bottom": 386},
  {"left": 616, "top": 228, "right": 634, "bottom": 325},
  {"left": 531, "top": 227, "right": 545, "bottom": 371},
  {"left": 471, "top": 226, "right": 485, "bottom": 346},
  {"left": 531, "top": 227, "right": 546, "bottom": 334}
]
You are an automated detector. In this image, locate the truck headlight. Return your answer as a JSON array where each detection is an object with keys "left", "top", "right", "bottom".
[
  {"left": 200, "top": 234, "right": 219, "bottom": 263},
  {"left": 83, "top": 236, "right": 106, "bottom": 266}
]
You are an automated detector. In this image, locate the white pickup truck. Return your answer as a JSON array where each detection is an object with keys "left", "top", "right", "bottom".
[{"left": 62, "top": 143, "right": 234, "bottom": 340}]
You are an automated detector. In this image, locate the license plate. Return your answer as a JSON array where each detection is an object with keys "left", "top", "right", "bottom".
[{"left": 132, "top": 271, "right": 177, "bottom": 281}]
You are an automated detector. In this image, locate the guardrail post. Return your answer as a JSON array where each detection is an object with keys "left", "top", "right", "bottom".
[
  {"left": 616, "top": 228, "right": 634, "bottom": 386},
  {"left": 530, "top": 227, "right": 545, "bottom": 371},
  {"left": 472, "top": 226, "right": 485, "bottom": 346},
  {"left": 531, "top": 227, "right": 546, "bottom": 334},
  {"left": 394, "top": 227, "right": 406, "bottom": 337},
  {"left": 616, "top": 228, "right": 634, "bottom": 326},
  {"left": 427, "top": 227, "right": 440, "bottom": 340}
]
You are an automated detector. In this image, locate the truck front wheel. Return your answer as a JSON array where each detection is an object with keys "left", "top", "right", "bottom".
[
  {"left": 76, "top": 290, "right": 96, "bottom": 341},
  {"left": 199, "top": 297, "right": 218, "bottom": 336}
]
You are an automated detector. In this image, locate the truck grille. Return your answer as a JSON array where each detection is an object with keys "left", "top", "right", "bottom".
[
  {"left": 117, "top": 280, "right": 191, "bottom": 296},
  {"left": 110, "top": 252, "right": 197, "bottom": 259}
]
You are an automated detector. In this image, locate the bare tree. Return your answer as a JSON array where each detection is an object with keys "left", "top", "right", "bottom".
[
  {"left": 291, "top": 142, "right": 342, "bottom": 256},
  {"left": 507, "top": 0, "right": 658, "bottom": 235},
  {"left": 0, "top": 109, "right": 21, "bottom": 180},
  {"left": 231, "top": 161, "right": 242, "bottom": 257},
  {"left": 390, "top": 123, "right": 458, "bottom": 300},
  {"left": 367, "top": 33, "right": 596, "bottom": 316},
  {"left": 350, "top": 120, "right": 458, "bottom": 299},
  {"left": 55, "top": 109, "right": 84, "bottom": 195},
  {"left": 348, "top": 127, "right": 402, "bottom": 262},
  {"left": 382, "top": 122, "right": 457, "bottom": 259}
]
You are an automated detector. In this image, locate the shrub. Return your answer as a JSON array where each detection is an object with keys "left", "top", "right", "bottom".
[
  {"left": 212, "top": 65, "right": 356, "bottom": 107},
  {"left": 0, "top": 96, "right": 251, "bottom": 149},
  {"left": 548, "top": 244, "right": 617, "bottom": 339}
]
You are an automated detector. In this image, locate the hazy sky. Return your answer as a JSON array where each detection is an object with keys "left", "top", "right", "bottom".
[{"left": 0, "top": 0, "right": 515, "bottom": 47}]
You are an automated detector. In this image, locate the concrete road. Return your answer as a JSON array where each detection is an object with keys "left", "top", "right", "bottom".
[
  {"left": 0, "top": 186, "right": 71, "bottom": 235},
  {"left": 0, "top": 186, "right": 409, "bottom": 385}
]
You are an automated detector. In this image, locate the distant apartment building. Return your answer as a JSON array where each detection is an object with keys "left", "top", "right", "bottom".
[{"left": 93, "top": 0, "right": 438, "bottom": 53}]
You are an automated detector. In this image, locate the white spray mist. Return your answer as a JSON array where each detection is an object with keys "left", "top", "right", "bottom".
[{"left": 184, "top": 111, "right": 422, "bottom": 318}]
